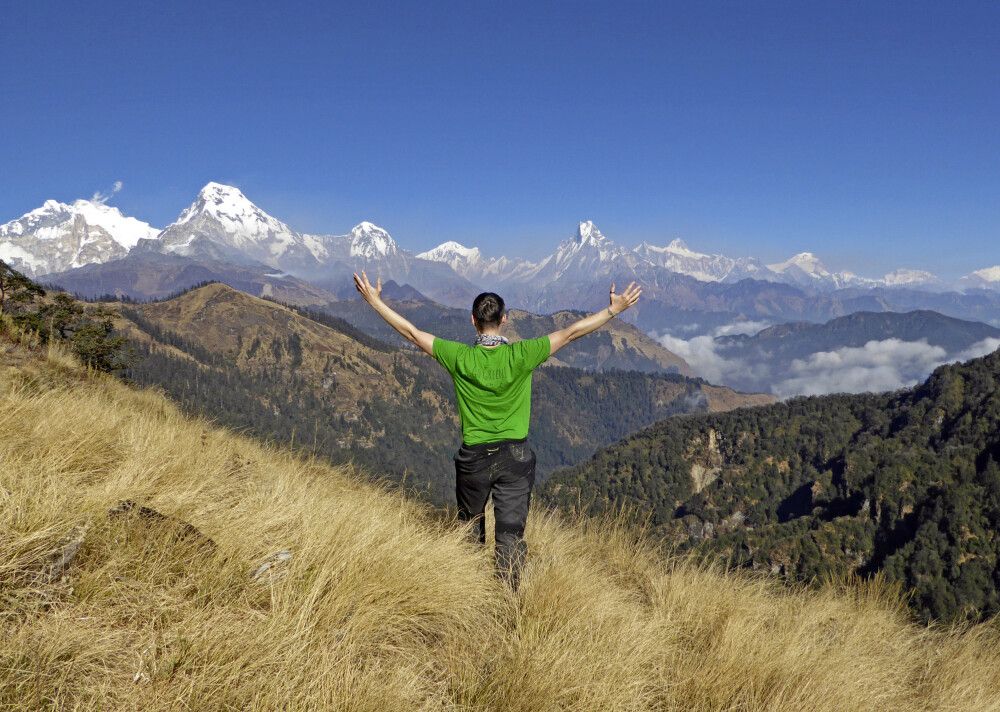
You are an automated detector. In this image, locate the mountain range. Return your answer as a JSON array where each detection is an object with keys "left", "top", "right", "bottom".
[
  {"left": 6, "top": 183, "right": 1000, "bottom": 337},
  {"left": 416, "top": 221, "right": 974, "bottom": 293},
  {"left": 4, "top": 182, "right": 997, "bottom": 293}
]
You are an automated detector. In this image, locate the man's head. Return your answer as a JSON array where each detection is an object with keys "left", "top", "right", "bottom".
[{"left": 471, "top": 292, "right": 507, "bottom": 333}]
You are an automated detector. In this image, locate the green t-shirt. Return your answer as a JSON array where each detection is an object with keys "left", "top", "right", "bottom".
[{"left": 432, "top": 335, "right": 551, "bottom": 445}]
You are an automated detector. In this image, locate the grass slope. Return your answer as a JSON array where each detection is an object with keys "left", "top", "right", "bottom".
[{"left": 3, "top": 338, "right": 1000, "bottom": 710}]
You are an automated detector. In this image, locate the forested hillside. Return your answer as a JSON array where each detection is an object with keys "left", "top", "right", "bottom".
[
  {"left": 116, "top": 283, "right": 771, "bottom": 505},
  {"left": 543, "top": 347, "right": 1000, "bottom": 622}
]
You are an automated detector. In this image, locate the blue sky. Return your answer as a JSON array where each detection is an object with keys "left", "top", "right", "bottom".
[{"left": 2, "top": 1, "right": 997, "bottom": 278}]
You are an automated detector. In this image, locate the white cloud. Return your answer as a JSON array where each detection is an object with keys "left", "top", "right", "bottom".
[
  {"left": 91, "top": 180, "right": 123, "bottom": 204},
  {"left": 670, "top": 322, "right": 703, "bottom": 335},
  {"left": 653, "top": 319, "right": 771, "bottom": 384},
  {"left": 653, "top": 321, "right": 1000, "bottom": 399},
  {"left": 657, "top": 333, "right": 740, "bottom": 385},
  {"left": 954, "top": 337, "right": 1000, "bottom": 362},
  {"left": 772, "top": 337, "right": 1000, "bottom": 399},
  {"left": 713, "top": 319, "right": 771, "bottom": 337}
]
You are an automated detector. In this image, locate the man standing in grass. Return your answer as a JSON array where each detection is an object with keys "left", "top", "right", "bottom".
[{"left": 353, "top": 270, "right": 642, "bottom": 587}]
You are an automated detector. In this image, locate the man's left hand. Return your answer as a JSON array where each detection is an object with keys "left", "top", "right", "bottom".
[{"left": 353, "top": 270, "right": 383, "bottom": 305}]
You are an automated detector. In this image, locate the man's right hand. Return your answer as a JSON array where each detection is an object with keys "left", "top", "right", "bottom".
[
  {"left": 353, "top": 270, "right": 383, "bottom": 306},
  {"left": 609, "top": 281, "right": 642, "bottom": 315}
]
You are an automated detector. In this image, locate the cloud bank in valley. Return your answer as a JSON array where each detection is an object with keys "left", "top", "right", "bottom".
[
  {"left": 772, "top": 337, "right": 1000, "bottom": 398},
  {"left": 654, "top": 321, "right": 1000, "bottom": 399},
  {"left": 653, "top": 320, "right": 768, "bottom": 386}
]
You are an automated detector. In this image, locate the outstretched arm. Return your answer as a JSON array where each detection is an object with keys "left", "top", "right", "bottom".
[
  {"left": 353, "top": 271, "right": 436, "bottom": 356},
  {"left": 547, "top": 281, "right": 642, "bottom": 356}
]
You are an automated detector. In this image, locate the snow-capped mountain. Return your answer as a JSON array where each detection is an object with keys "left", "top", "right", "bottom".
[
  {"left": 348, "top": 221, "right": 398, "bottom": 259},
  {"left": 147, "top": 183, "right": 407, "bottom": 273},
  {"left": 766, "top": 252, "right": 831, "bottom": 286},
  {"left": 882, "top": 269, "right": 943, "bottom": 289},
  {"left": 765, "top": 252, "right": 877, "bottom": 290},
  {"left": 521, "top": 221, "right": 652, "bottom": 285},
  {"left": 959, "top": 266, "right": 1000, "bottom": 291},
  {"left": 635, "top": 239, "right": 769, "bottom": 283},
  {"left": 149, "top": 182, "right": 325, "bottom": 270},
  {"left": 305, "top": 223, "right": 480, "bottom": 306},
  {"left": 418, "top": 229, "right": 939, "bottom": 293},
  {"left": 0, "top": 198, "right": 159, "bottom": 277},
  {"left": 416, "top": 241, "right": 482, "bottom": 274},
  {"left": 128, "top": 183, "right": 479, "bottom": 307},
  {"left": 415, "top": 240, "right": 537, "bottom": 283}
]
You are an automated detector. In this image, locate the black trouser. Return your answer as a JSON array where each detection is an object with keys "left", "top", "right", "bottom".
[{"left": 454, "top": 437, "right": 536, "bottom": 589}]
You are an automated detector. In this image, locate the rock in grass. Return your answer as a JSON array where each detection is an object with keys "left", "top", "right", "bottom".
[
  {"left": 108, "top": 499, "right": 217, "bottom": 550},
  {"left": 251, "top": 550, "right": 293, "bottom": 582}
]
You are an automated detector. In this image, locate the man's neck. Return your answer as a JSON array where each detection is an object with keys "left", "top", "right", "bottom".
[{"left": 475, "top": 332, "right": 509, "bottom": 348}]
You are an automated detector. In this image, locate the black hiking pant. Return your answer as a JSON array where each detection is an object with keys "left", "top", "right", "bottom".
[{"left": 454, "top": 437, "right": 536, "bottom": 589}]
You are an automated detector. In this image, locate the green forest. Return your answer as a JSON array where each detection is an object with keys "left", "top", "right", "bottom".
[
  {"left": 1, "top": 260, "right": 129, "bottom": 372},
  {"left": 542, "top": 348, "right": 1000, "bottom": 623}
]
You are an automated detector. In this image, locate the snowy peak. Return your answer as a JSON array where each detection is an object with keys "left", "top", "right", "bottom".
[
  {"left": 153, "top": 182, "right": 325, "bottom": 269},
  {"left": 416, "top": 240, "right": 538, "bottom": 282},
  {"left": 0, "top": 197, "right": 159, "bottom": 276},
  {"left": 559, "top": 221, "right": 624, "bottom": 261},
  {"left": 575, "top": 220, "right": 606, "bottom": 245},
  {"left": 635, "top": 237, "right": 767, "bottom": 283},
  {"left": 970, "top": 266, "right": 1000, "bottom": 283},
  {"left": 883, "top": 269, "right": 941, "bottom": 288},
  {"left": 2, "top": 198, "right": 157, "bottom": 248},
  {"left": 521, "top": 220, "right": 649, "bottom": 285},
  {"left": 172, "top": 182, "right": 295, "bottom": 246},
  {"left": 637, "top": 239, "right": 694, "bottom": 256},
  {"left": 68, "top": 200, "right": 159, "bottom": 249},
  {"left": 959, "top": 265, "right": 1000, "bottom": 291},
  {"left": 349, "top": 221, "right": 398, "bottom": 259},
  {"left": 765, "top": 252, "right": 889, "bottom": 290},
  {"left": 767, "top": 252, "right": 830, "bottom": 277},
  {"left": 563, "top": 221, "right": 623, "bottom": 257},
  {"left": 416, "top": 240, "right": 481, "bottom": 265}
]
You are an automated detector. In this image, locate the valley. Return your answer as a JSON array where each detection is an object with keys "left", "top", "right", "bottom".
[{"left": 113, "top": 282, "right": 771, "bottom": 505}]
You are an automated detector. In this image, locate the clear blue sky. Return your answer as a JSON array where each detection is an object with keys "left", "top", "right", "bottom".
[{"left": 2, "top": 1, "right": 997, "bottom": 278}]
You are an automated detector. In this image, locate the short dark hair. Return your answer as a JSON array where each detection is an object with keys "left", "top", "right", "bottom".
[{"left": 472, "top": 292, "right": 505, "bottom": 330}]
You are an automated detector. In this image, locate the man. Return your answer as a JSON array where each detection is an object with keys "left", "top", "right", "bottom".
[{"left": 353, "top": 270, "right": 642, "bottom": 587}]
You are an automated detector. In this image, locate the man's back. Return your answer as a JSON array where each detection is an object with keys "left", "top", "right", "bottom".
[{"left": 432, "top": 335, "right": 550, "bottom": 445}]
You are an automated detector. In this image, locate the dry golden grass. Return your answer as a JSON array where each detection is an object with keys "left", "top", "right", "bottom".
[{"left": 3, "top": 337, "right": 1000, "bottom": 711}]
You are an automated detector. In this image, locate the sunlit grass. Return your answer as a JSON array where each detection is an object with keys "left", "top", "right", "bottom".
[{"left": 2, "top": 337, "right": 1000, "bottom": 710}]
